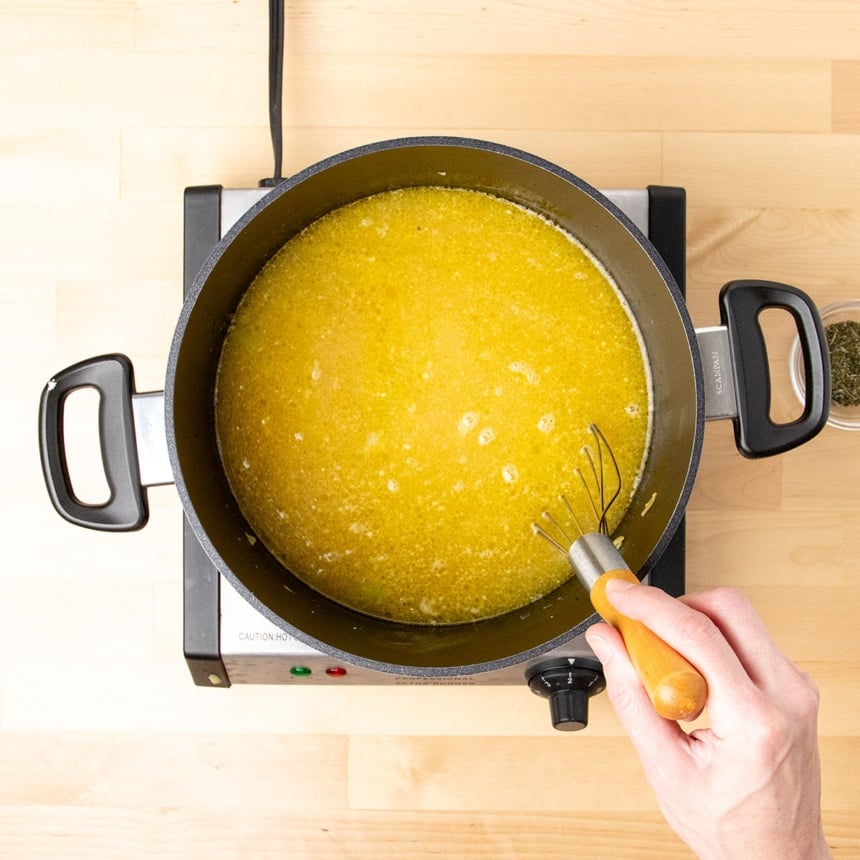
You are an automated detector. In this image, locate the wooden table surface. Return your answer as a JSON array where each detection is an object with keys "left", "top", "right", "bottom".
[{"left": 2, "top": 2, "right": 859, "bottom": 857}]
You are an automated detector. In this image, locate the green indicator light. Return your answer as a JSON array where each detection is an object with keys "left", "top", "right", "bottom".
[{"left": 290, "top": 665, "right": 312, "bottom": 677}]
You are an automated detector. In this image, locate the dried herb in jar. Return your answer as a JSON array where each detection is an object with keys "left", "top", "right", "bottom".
[{"left": 825, "top": 320, "right": 860, "bottom": 407}]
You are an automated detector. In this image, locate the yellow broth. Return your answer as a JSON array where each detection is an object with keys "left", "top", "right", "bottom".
[{"left": 215, "top": 187, "right": 651, "bottom": 624}]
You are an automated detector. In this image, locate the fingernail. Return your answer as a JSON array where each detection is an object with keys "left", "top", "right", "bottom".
[{"left": 604, "top": 577, "right": 637, "bottom": 595}]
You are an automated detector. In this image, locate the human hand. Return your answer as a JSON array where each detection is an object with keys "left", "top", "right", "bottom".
[{"left": 585, "top": 583, "right": 831, "bottom": 860}]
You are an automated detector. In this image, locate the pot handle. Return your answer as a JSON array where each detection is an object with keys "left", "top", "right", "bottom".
[
  {"left": 719, "top": 280, "right": 830, "bottom": 458},
  {"left": 38, "top": 353, "right": 149, "bottom": 531}
]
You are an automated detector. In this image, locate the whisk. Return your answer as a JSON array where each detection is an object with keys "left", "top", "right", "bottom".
[{"left": 533, "top": 424, "right": 707, "bottom": 723}]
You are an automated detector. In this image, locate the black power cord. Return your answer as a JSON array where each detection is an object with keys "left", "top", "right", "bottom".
[{"left": 259, "top": 0, "right": 285, "bottom": 187}]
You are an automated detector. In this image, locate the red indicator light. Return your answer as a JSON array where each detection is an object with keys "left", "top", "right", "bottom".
[{"left": 325, "top": 666, "right": 348, "bottom": 678}]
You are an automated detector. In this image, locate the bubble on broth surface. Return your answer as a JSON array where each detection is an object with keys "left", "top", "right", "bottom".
[
  {"left": 501, "top": 464, "right": 519, "bottom": 483},
  {"left": 477, "top": 427, "right": 495, "bottom": 446},
  {"left": 508, "top": 360, "right": 540, "bottom": 385},
  {"left": 458, "top": 411, "right": 480, "bottom": 436},
  {"left": 537, "top": 413, "right": 556, "bottom": 434}
]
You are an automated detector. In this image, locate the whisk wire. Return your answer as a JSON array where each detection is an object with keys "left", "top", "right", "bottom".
[
  {"left": 531, "top": 423, "right": 622, "bottom": 554},
  {"left": 532, "top": 516, "right": 568, "bottom": 556},
  {"left": 560, "top": 494, "right": 585, "bottom": 536},
  {"left": 539, "top": 509, "right": 572, "bottom": 545}
]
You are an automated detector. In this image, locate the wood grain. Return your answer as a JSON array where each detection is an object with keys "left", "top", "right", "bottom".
[
  {"left": 2, "top": 1, "right": 859, "bottom": 857},
  {"left": 833, "top": 61, "right": 860, "bottom": 133}
]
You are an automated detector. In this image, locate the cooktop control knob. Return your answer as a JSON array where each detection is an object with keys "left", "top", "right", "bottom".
[{"left": 527, "top": 657, "right": 607, "bottom": 731}]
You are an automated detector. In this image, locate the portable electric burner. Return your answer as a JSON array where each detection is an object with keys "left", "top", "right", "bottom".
[{"left": 181, "top": 182, "right": 688, "bottom": 729}]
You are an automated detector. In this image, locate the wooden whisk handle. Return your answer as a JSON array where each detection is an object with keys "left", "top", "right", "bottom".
[{"left": 569, "top": 534, "right": 707, "bottom": 722}]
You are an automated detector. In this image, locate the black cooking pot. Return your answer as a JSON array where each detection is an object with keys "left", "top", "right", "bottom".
[{"left": 38, "top": 137, "right": 830, "bottom": 676}]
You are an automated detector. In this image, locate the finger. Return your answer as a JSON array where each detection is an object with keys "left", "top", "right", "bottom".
[
  {"left": 600, "top": 580, "right": 758, "bottom": 728},
  {"left": 603, "top": 580, "right": 753, "bottom": 689},
  {"left": 679, "top": 587, "right": 793, "bottom": 688},
  {"left": 585, "top": 622, "right": 688, "bottom": 756}
]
